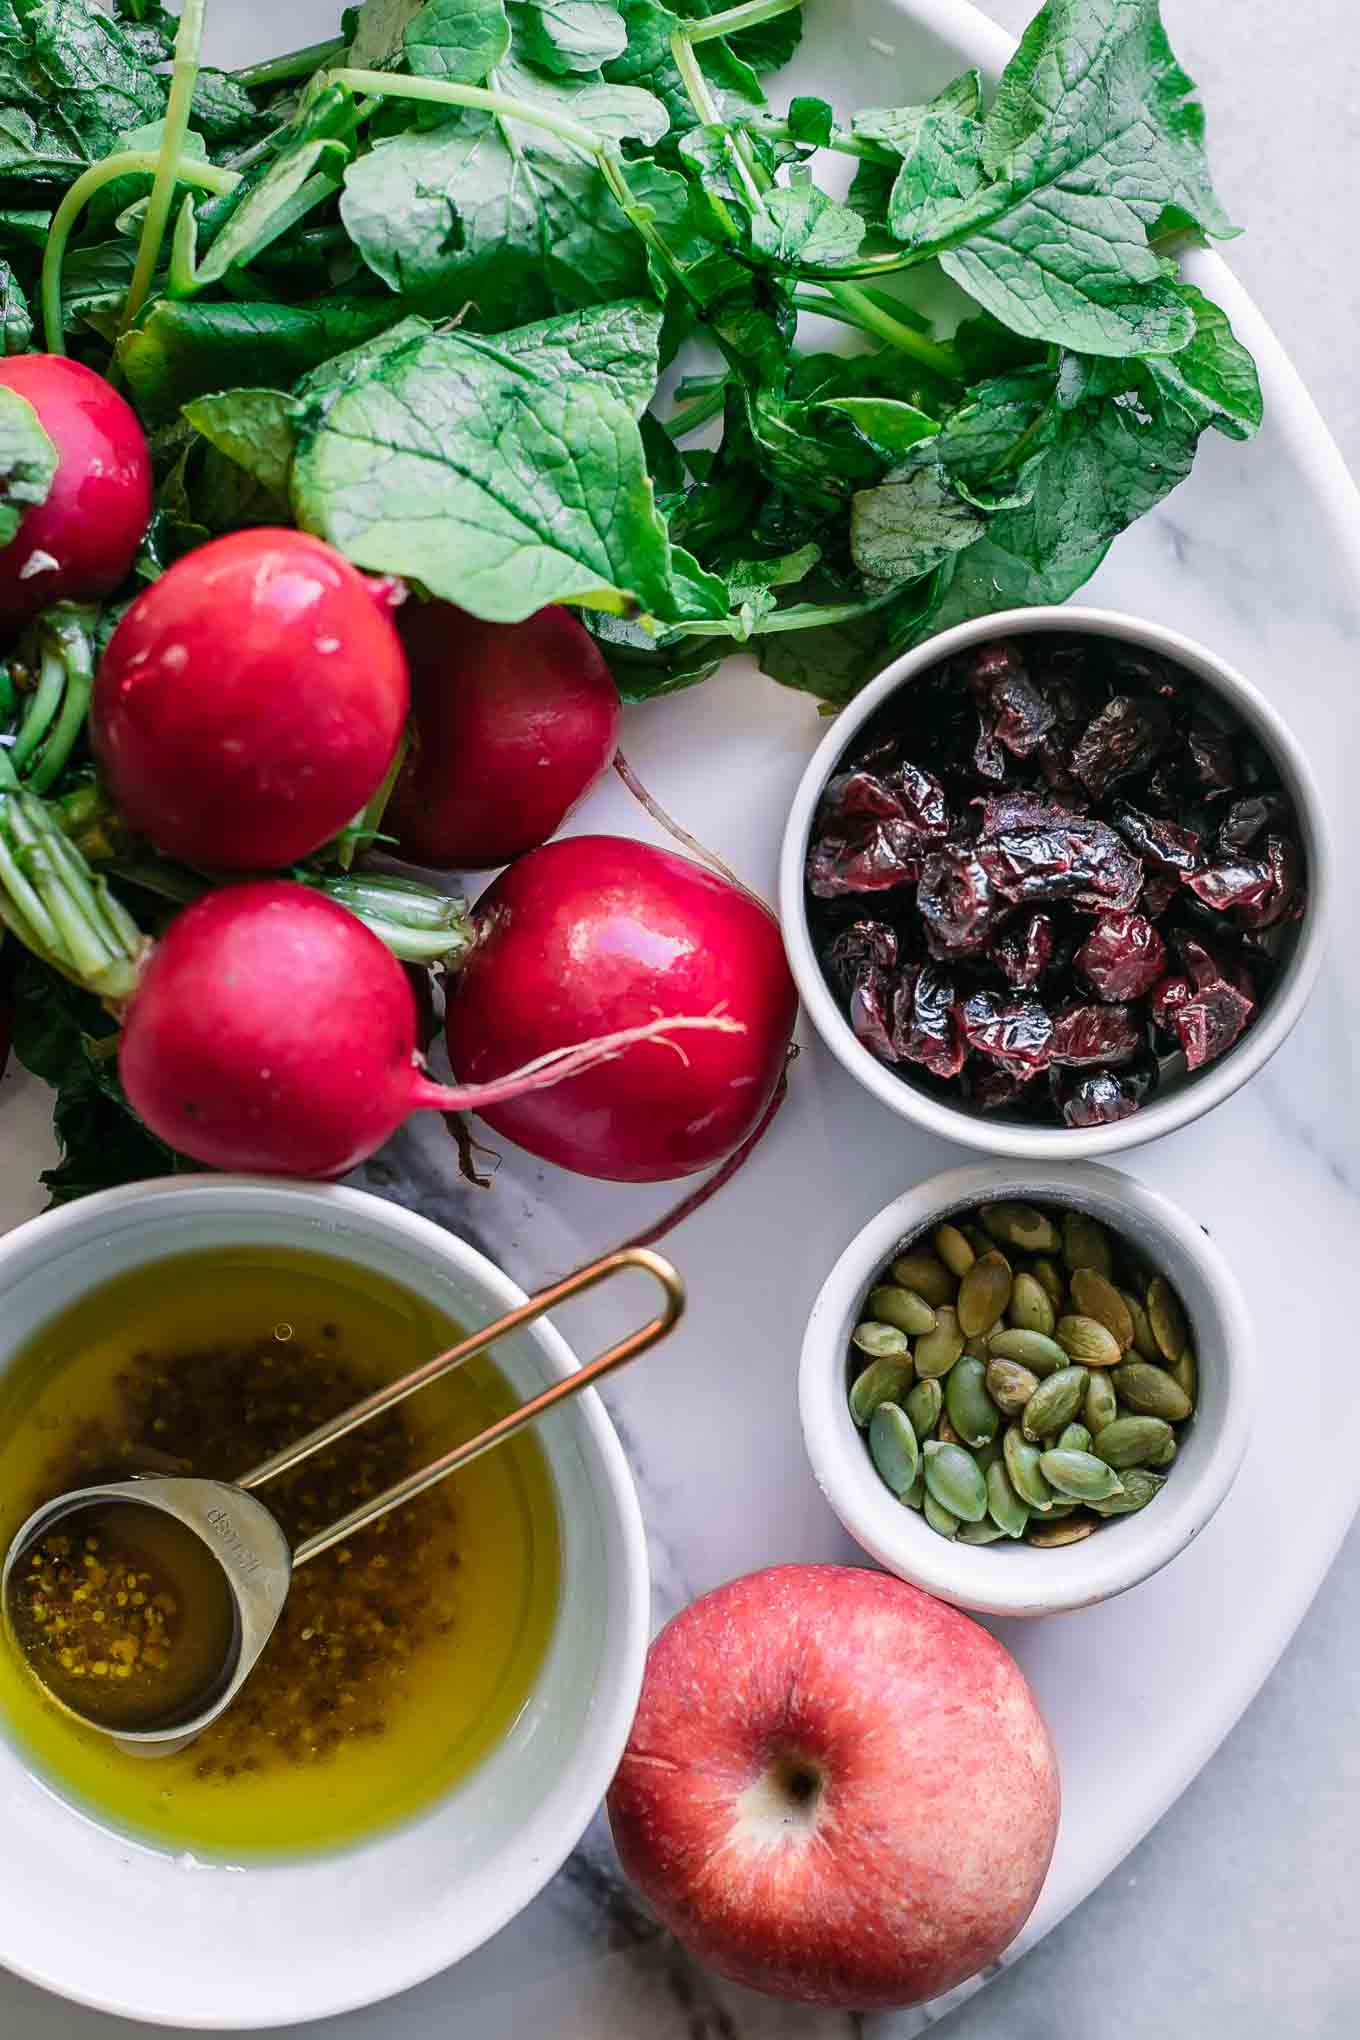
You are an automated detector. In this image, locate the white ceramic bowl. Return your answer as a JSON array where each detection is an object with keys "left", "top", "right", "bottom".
[
  {"left": 778, "top": 607, "right": 1333, "bottom": 1159},
  {"left": 0, "top": 1177, "right": 650, "bottom": 2029},
  {"left": 800, "top": 1162, "right": 1257, "bottom": 1618}
]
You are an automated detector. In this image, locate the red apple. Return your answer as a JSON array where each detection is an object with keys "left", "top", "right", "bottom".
[{"left": 607, "top": 1564, "right": 1059, "bottom": 2009}]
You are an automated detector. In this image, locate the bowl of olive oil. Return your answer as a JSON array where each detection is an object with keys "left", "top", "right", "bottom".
[{"left": 0, "top": 1177, "right": 650, "bottom": 2027}]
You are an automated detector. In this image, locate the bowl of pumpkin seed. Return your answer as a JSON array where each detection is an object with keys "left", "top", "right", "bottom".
[{"left": 799, "top": 1162, "right": 1258, "bottom": 1616}]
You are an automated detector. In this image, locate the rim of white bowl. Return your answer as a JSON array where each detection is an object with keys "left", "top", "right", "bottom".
[
  {"left": 778, "top": 606, "right": 1334, "bottom": 1160},
  {"left": 799, "top": 1161, "right": 1258, "bottom": 1618},
  {"left": 0, "top": 1176, "right": 651, "bottom": 2029}
]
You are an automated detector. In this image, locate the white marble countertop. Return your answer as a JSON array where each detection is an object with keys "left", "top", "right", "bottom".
[{"left": 0, "top": 4, "right": 1356, "bottom": 2036}]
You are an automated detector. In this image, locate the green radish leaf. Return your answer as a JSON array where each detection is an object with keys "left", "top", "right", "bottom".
[
  {"left": 488, "top": 298, "right": 664, "bottom": 413},
  {"left": 291, "top": 312, "right": 688, "bottom": 623},
  {"left": 850, "top": 466, "right": 987, "bottom": 584},
  {"left": 893, "top": 1, "right": 1236, "bottom": 357},
  {"left": 852, "top": 72, "right": 984, "bottom": 246},
  {"left": 0, "top": 256, "right": 30, "bottom": 351},
  {"left": 189, "top": 69, "right": 270, "bottom": 145},
  {"left": 517, "top": 0, "right": 627, "bottom": 76},
  {"left": 25, "top": 0, "right": 164, "bottom": 159},
  {"left": 1139, "top": 283, "right": 1263, "bottom": 440},
  {"left": 193, "top": 138, "right": 350, "bottom": 290},
  {"left": 117, "top": 298, "right": 409, "bottom": 420},
  {"left": 0, "top": 383, "right": 57, "bottom": 547},
  {"left": 604, "top": 0, "right": 764, "bottom": 139},
  {"left": 183, "top": 390, "right": 298, "bottom": 500},
  {"left": 345, "top": 0, "right": 428, "bottom": 66},
  {"left": 0, "top": 105, "right": 87, "bottom": 184},
  {"left": 785, "top": 94, "right": 831, "bottom": 147},
  {"left": 404, "top": 0, "right": 512, "bottom": 81},
  {"left": 748, "top": 171, "right": 863, "bottom": 270},
  {"left": 818, "top": 396, "right": 940, "bottom": 459}
]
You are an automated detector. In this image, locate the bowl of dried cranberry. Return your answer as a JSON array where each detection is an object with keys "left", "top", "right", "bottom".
[{"left": 778, "top": 609, "right": 1330, "bottom": 1157}]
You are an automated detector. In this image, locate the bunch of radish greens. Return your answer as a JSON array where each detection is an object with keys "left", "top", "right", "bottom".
[{"left": 0, "top": 0, "right": 1261, "bottom": 1202}]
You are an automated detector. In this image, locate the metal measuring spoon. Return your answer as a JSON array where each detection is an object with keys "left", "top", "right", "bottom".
[{"left": 1, "top": 1245, "right": 683, "bottom": 1754}]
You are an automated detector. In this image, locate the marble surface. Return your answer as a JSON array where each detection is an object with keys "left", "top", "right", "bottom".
[{"left": 1, "top": 1, "right": 1358, "bottom": 2034}]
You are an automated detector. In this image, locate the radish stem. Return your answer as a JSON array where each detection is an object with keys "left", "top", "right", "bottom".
[{"left": 123, "top": 0, "right": 207, "bottom": 334}]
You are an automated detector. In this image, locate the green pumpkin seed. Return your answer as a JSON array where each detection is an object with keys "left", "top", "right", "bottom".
[
  {"left": 1004, "top": 1426, "right": 1055, "bottom": 1512},
  {"left": 923, "top": 1491, "right": 960, "bottom": 1538},
  {"left": 979, "top": 1201, "right": 1061, "bottom": 1254},
  {"left": 945, "top": 1354, "right": 1000, "bottom": 1448},
  {"left": 848, "top": 1356, "right": 914, "bottom": 1427},
  {"left": 1007, "top": 1271, "right": 1057, "bottom": 1337},
  {"left": 1069, "top": 1269, "right": 1134, "bottom": 1350},
  {"left": 868, "top": 1402, "right": 920, "bottom": 1495},
  {"left": 922, "top": 1440, "right": 988, "bottom": 1522},
  {"left": 973, "top": 1434, "right": 1004, "bottom": 1474},
  {"left": 914, "top": 1305, "right": 965, "bottom": 1379},
  {"left": 961, "top": 1222, "right": 992, "bottom": 1259},
  {"left": 1119, "top": 1287, "right": 1158, "bottom": 1360},
  {"left": 890, "top": 1251, "right": 956, "bottom": 1309},
  {"left": 867, "top": 1285, "right": 937, "bottom": 1337},
  {"left": 1111, "top": 1361, "right": 1193, "bottom": 1423},
  {"left": 1026, "top": 1512, "right": 1098, "bottom": 1546},
  {"left": 1022, "top": 1366, "right": 1088, "bottom": 1441},
  {"left": 902, "top": 1466, "right": 925, "bottom": 1510},
  {"left": 985, "top": 1459, "right": 1030, "bottom": 1538},
  {"left": 1055, "top": 1314, "right": 1123, "bottom": 1369},
  {"left": 933, "top": 1223, "right": 975, "bottom": 1279},
  {"left": 904, "top": 1377, "right": 943, "bottom": 1441},
  {"left": 851, "top": 1319, "right": 912, "bottom": 1360},
  {"left": 986, "top": 1357, "right": 1040, "bottom": 1414},
  {"left": 1062, "top": 1211, "right": 1113, "bottom": 1277},
  {"left": 1084, "top": 1370, "right": 1119, "bottom": 1435},
  {"left": 1029, "top": 1256, "right": 1067, "bottom": 1308},
  {"left": 1045, "top": 1500, "right": 1079, "bottom": 1518},
  {"left": 1089, "top": 1468, "right": 1167, "bottom": 1516},
  {"left": 1093, "top": 1416, "right": 1174, "bottom": 1469},
  {"left": 1147, "top": 1274, "right": 1189, "bottom": 1362},
  {"left": 1169, "top": 1343, "right": 1198, "bottom": 1410},
  {"left": 1039, "top": 1449, "right": 1124, "bottom": 1501},
  {"left": 1058, "top": 1422, "right": 1092, "bottom": 1454},
  {"left": 1147, "top": 1433, "right": 1179, "bottom": 1470},
  {"left": 956, "top": 1517, "right": 1008, "bottom": 1544},
  {"left": 957, "top": 1250, "right": 1013, "bottom": 1338},
  {"left": 987, "top": 1327, "right": 1068, "bottom": 1375}
]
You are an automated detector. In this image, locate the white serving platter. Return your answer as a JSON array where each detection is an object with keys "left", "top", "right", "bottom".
[{"left": 1, "top": 0, "right": 1358, "bottom": 2032}]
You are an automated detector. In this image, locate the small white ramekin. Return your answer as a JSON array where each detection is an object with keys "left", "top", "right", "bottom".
[
  {"left": 778, "top": 606, "right": 1332, "bottom": 1160},
  {"left": 0, "top": 1177, "right": 649, "bottom": 2029},
  {"left": 799, "top": 1161, "right": 1257, "bottom": 1618}
]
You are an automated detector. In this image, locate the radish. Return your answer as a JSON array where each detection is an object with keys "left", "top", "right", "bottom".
[
  {"left": 444, "top": 836, "right": 798, "bottom": 1182},
  {"left": 0, "top": 355, "right": 152, "bottom": 634},
  {"left": 387, "top": 603, "right": 620, "bottom": 868},
  {"left": 118, "top": 881, "right": 739, "bottom": 1179},
  {"left": 92, "top": 529, "right": 409, "bottom": 872}
]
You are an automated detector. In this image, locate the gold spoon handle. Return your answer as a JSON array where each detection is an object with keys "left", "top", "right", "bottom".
[{"left": 236, "top": 1246, "right": 684, "bottom": 1568}]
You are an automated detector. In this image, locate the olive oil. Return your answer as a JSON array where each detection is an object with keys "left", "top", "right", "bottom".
[{"left": 0, "top": 1246, "right": 560, "bottom": 1857}]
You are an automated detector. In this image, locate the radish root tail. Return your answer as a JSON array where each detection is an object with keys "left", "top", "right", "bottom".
[{"left": 408, "top": 1007, "right": 746, "bottom": 1114}]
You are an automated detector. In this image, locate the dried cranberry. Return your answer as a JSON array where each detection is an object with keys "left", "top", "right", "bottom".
[
  {"left": 966, "top": 1061, "right": 1042, "bottom": 1113},
  {"left": 1236, "top": 835, "right": 1302, "bottom": 931},
  {"left": 1176, "top": 932, "right": 1254, "bottom": 997},
  {"left": 977, "top": 811, "right": 1142, "bottom": 912},
  {"left": 899, "top": 964, "right": 966, "bottom": 1079},
  {"left": 1110, "top": 650, "right": 1178, "bottom": 700},
  {"left": 1076, "top": 913, "right": 1168, "bottom": 1002},
  {"left": 993, "top": 912, "right": 1056, "bottom": 989},
  {"left": 1070, "top": 695, "right": 1171, "bottom": 798},
  {"left": 978, "top": 789, "right": 1076, "bottom": 836},
  {"left": 883, "top": 762, "right": 950, "bottom": 837},
  {"left": 823, "top": 919, "right": 898, "bottom": 993},
  {"left": 848, "top": 969, "right": 898, "bottom": 1060},
  {"left": 959, "top": 992, "right": 1054, "bottom": 1077},
  {"left": 917, "top": 844, "right": 1001, "bottom": 957},
  {"left": 1059, "top": 1069, "right": 1144, "bottom": 1128},
  {"left": 1113, "top": 803, "right": 1202, "bottom": 876},
  {"left": 973, "top": 711, "right": 1006, "bottom": 782},
  {"left": 818, "top": 771, "right": 905, "bottom": 825},
  {"left": 1139, "top": 871, "right": 1180, "bottom": 920},
  {"left": 959, "top": 641, "right": 1027, "bottom": 697},
  {"left": 1219, "top": 793, "right": 1288, "bottom": 852},
  {"left": 1173, "top": 980, "right": 1254, "bottom": 1070},
  {"left": 1186, "top": 858, "right": 1275, "bottom": 914},
  {"left": 1185, "top": 716, "right": 1236, "bottom": 791},
  {"left": 1048, "top": 1002, "right": 1141, "bottom": 1067},
  {"left": 806, "top": 822, "right": 926, "bottom": 897},
  {"left": 1149, "top": 975, "right": 1193, "bottom": 1035},
  {"left": 991, "top": 674, "right": 1056, "bottom": 758}
]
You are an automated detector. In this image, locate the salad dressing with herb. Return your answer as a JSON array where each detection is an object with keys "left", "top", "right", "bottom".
[{"left": 0, "top": 1247, "right": 560, "bottom": 1856}]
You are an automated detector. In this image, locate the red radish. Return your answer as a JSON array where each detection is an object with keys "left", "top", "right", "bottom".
[
  {"left": 0, "top": 355, "right": 152, "bottom": 634},
  {"left": 445, "top": 835, "right": 798, "bottom": 1182},
  {"left": 92, "top": 529, "right": 409, "bottom": 872},
  {"left": 387, "top": 603, "right": 620, "bottom": 868},
  {"left": 118, "top": 881, "right": 739, "bottom": 1179}
]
